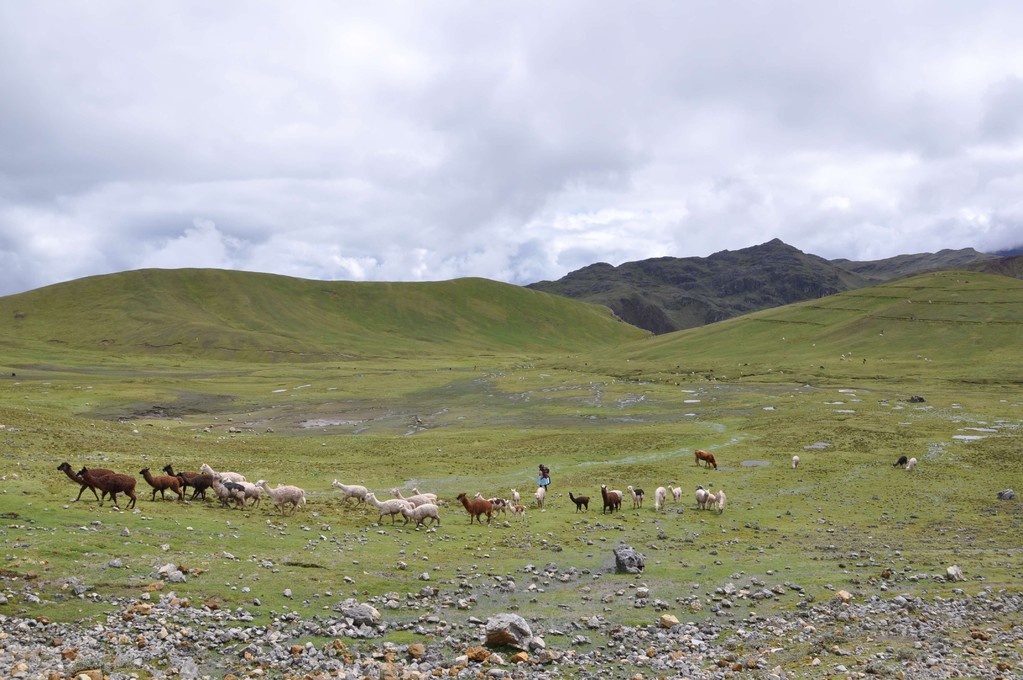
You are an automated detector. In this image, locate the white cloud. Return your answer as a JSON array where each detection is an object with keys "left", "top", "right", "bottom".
[{"left": 2, "top": 1, "right": 1023, "bottom": 296}]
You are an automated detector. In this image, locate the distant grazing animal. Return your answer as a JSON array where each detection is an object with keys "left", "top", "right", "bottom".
[
  {"left": 58, "top": 462, "right": 113, "bottom": 502},
  {"left": 77, "top": 467, "right": 137, "bottom": 509},
  {"left": 163, "top": 464, "right": 213, "bottom": 501},
  {"left": 600, "top": 485, "right": 622, "bottom": 514},
  {"left": 199, "top": 463, "right": 245, "bottom": 484},
  {"left": 716, "top": 488, "right": 727, "bottom": 514},
  {"left": 510, "top": 504, "right": 527, "bottom": 519},
  {"left": 511, "top": 489, "right": 521, "bottom": 505},
  {"left": 792, "top": 455, "right": 800, "bottom": 469},
  {"left": 653, "top": 486, "right": 667, "bottom": 512},
  {"left": 139, "top": 467, "right": 184, "bottom": 501},
  {"left": 670, "top": 485, "right": 682, "bottom": 503},
  {"left": 626, "top": 485, "right": 644, "bottom": 508},
  {"left": 535, "top": 485, "right": 546, "bottom": 509},
  {"left": 456, "top": 492, "right": 493, "bottom": 524},
  {"left": 568, "top": 492, "right": 589, "bottom": 512},
  {"left": 893, "top": 455, "right": 909, "bottom": 468},
  {"left": 704, "top": 491, "right": 718, "bottom": 510},
  {"left": 905, "top": 457, "right": 917, "bottom": 471},
  {"left": 695, "top": 449, "right": 718, "bottom": 469}
]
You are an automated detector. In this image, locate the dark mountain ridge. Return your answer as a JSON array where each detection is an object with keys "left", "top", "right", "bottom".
[{"left": 527, "top": 238, "right": 1011, "bottom": 334}]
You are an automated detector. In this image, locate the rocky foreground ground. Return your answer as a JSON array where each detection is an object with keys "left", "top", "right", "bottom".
[{"left": 2, "top": 560, "right": 1021, "bottom": 680}]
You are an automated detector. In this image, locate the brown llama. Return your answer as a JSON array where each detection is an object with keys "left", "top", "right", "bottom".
[
  {"left": 456, "top": 492, "right": 493, "bottom": 524},
  {"left": 78, "top": 467, "right": 137, "bottom": 509},
  {"left": 163, "top": 464, "right": 214, "bottom": 501},
  {"left": 568, "top": 492, "right": 589, "bottom": 512},
  {"left": 600, "top": 485, "right": 621, "bottom": 514},
  {"left": 57, "top": 462, "right": 114, "bottom": 502},
  {"left": 694, "top": 449, "right": 718, "bottom": 469},
  {"left": 140, "top": 468, "right": 184, "bottom": 501}
]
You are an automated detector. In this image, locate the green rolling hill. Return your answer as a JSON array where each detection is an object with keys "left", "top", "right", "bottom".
[{"left": 0, "top": 268, "right": 647, "bottom": 362}]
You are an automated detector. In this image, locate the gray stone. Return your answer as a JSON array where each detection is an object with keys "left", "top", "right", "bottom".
[
  {"left": 484, "top": 613, "right": 533, "bottom": 651},
  {"left": 613, "top": 544, "right": 645, "bottom": 574}
]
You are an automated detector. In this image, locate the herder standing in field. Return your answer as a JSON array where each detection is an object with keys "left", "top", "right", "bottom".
[{"left": 538, "top": 463, "right": 551, "bottom": 489}]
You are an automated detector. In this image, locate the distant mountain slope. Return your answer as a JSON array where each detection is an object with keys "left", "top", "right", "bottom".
[
  {"left": 528, "top": 239, "right": 1005, "bottom": 334},
  {"left": 831, "top": 247, "right": 998, "bottom": 283},
  {"left": 0, "top": 269, "right": 646, "bottom": 361}
]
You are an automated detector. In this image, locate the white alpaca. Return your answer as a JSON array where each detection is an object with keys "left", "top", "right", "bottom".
[
  {"left": 695, "top": 485, "right": 709, "bottom": 510},
  {"left": 626, "top": 485, "right": 644, "bottom": 508},
  {"left": 200, "top": 462, "right": 245, "bottom": 484},
  {"left": 365, "top": 492, "right": 412, "bottom": 524},
  {"left": 257, "top": 480, "right": 305, "bottom": 515},
  {"left": 653, "top": 486, "right": 667, "bottom": 512},
  {"left": 906, "top": 457, "right": 918, "bottom": 471},
  {"left": 716, "top": 488, "right": 727, "bottom": 514},
  {"left": 535, "top": 485, "right": 546, "bottom": 509},
  {"left": 792, "top": 455, "right": 800, "bottom": 469},
  {"left": 331, "top": 480, "right": 369, "bottom": 505},
  {"left": 670, "top": 485, "right": 682, "bottom": 503}
]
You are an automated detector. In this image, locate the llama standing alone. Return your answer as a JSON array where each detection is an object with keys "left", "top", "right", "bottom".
[
  {"left": 695, "top": 449, "right": 718, "bottom": 469},
  {"left": 792, "top": 455, "right": 800, "bottom": 469}
]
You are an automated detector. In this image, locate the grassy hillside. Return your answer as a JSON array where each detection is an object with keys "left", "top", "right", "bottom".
[
  {"left": 577, "top": 270, "right": 1023, "bottom": 386},
  {"left": 0, "top": 268, "right": 646, "bottom": 362}
]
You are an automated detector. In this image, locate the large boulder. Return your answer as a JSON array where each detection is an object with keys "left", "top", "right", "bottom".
[
  {"left": 484, "top": 613, "right": 533, "bottom": 651},
  {"left": 337, "top": 599, "right": 381, "bottom": 626},
  {"left": 614, "top": 544, "right": 645, "bottom": 574}
]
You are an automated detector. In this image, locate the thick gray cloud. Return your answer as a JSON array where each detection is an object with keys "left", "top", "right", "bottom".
[{"left": 2, "top": 1, "right": 1023, "bottom": 296}]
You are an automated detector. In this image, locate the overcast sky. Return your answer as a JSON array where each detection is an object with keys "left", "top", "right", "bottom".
[{"left": 2, "top": 2, "right": 1023, "bottom": 296}]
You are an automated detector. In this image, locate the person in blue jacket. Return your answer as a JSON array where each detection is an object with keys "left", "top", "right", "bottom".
[{"left": 538, "top": 463, "right": 551, "bottom": 488}]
